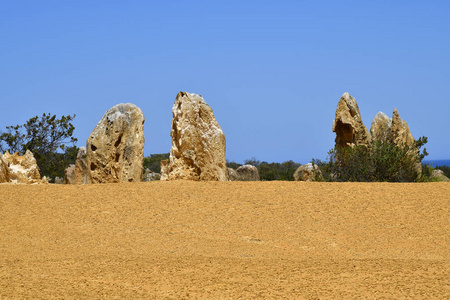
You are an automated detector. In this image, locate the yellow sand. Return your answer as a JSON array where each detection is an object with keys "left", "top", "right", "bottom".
[{"left": 1, "top": 182, "right": 449, "bottom": 299}]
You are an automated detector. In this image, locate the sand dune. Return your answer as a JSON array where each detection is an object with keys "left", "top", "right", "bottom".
[{"left": 1, "top": 182, "right": 449, "bottom": 299}]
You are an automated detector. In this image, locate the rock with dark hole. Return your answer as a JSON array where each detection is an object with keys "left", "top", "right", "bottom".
[
  {"left": 85, "top": 103, "right": 145, "bottom": 183},
  {"left": 332, "top": 92, "right": 371, "bottom": 148},
  {"left": 166, "top": 92, "right": 228, "bottom": 181}
]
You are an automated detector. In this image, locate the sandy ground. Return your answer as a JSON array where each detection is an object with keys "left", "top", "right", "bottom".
[{"left": 0, "top": 181, "right": 449, "bottom": 299}]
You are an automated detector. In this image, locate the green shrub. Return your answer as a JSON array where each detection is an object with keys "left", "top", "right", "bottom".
[
  {"left": 312, "top": 138, "right": 428, "bottom": 182},
  {"left": 143, "top": 153, "right": 170, "bottom": 173}
]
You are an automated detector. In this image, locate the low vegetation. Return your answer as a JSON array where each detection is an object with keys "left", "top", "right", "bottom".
[
  {"left": 312, "top": 137, "right": 430, "bottom": 182},
  {"left": 0, "top": 113, "right": 78, "bottom": 180}
]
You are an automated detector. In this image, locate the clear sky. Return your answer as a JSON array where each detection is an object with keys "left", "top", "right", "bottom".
[{"left": 1, "top": 0, "right": 449, "bottom": 163}]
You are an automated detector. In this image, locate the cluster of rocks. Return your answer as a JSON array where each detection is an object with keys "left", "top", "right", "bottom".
[
  {"left": 0, "top": 150, "right": 45, "bottom": 184},
  {"left": 3, "top": 91, "right": 447, "bottom": 184},
  {"left": 332, "top": 92, "right": 417, "bottom": 149}
]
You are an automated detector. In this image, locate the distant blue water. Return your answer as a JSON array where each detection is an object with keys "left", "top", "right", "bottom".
[{"left": 422, "top": 159, "right": 450, "bottom": 167}]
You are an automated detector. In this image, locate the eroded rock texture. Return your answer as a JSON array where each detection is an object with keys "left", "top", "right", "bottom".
[
  {"left": 0, "top": 155, "right": 10, "bottom": 183},
  {"left": 228, "top": 168, "right": 239, "bottom": 181},
  {"left": 1, "top": 150, "right": 41, "bottom": 184},
  {"left": 86, "top": 103, "right": 145, "bottom": 183},
  {"left": 332, "top": 92, "right": 371, "bottom": 148},
  {"left": 236, "top": 165, "right": 260, "bottom": 181},
  {"left": 293, "top": 163, "right": 321, "bottom": 181},
  {"left": 166, "top": 92, "right": 228, "bottom": 181},
  {"left": 370, "top": 112, "right": 392, "bottom": 142},
  {"left": 391, "top": 108, "right": 415, "bottom": 147}
]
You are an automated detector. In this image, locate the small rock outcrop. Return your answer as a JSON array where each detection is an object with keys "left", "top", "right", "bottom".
[
  {"left": 73, "top": 147, "right": 92, "bottom": 184},
  {"left": 228, "top": 168, "right": 239, "bottom": 181},
  {"left": 54, "top": 177, "right": 64, "bottom": 184},
  {"left": 160, "top": 159, "right": 169, "bottom": 181},
  {"left": 64, "top": 164, "right": 75, "bottom": 184},
  {"left": 165, "top": 92, "right": 228, "bottom": 181},
  {"left": 1, "top": 150, "right": 41, "bottom": 184},
  {"left": 293, "top": 163, "right": 321, "bottom": 181},
  {"left": 332, "top": 92, "right": 371, "bottom": 148},
  {"left": 143, "top": 169, "right": 161, "bottom": 182},
  {"left": 236, "top": 165, "right": 260, "bottom": 181},
  {"left": 430, "top": 169, "right": 450, "bottom": 182},
  {"left": 85, "top": 103, "right": 145, "bottom": 183}
]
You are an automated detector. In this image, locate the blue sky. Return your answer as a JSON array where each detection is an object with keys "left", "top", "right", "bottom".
[{"left": 1, "top": 0, "right": 449, "bottom": 163}]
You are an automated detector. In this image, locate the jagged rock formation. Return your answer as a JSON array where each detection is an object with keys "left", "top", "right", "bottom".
[
  {"left": 74, "top": 147, "right": 92, "bottom": 184},
  {"left": 391, "top": 108, "right": 415, "bottom": 146},
  {"left": 165, "top": 92, "right": 228, "bottom": 181},
  {"left": 0, "top": 155, "right": 10, "bottom": 182},
  {"left": 332, "top": 92, "right": 371, "bottom": 148},
  {"left": 293, "top": 163, "right": 321, "bottom": 181},
  {"left": 0, "top": 150, "right": 42, "bottom": 184},
  {"left": 236, "top": 165, "right": 260, "bottom": 181},
  {"left": 143, "top": 169, "right": 161, "bottom": 181},
  {"left": 370, "top": 109, "right": 416, "bottom": 146},
  {"left": 370, "top": 112, "right": 392, "bottom": 142},
  {"left": 228, "top": 168, "right": 239, "bottom": 181},
  {"left": 85, "top": 103, "right": 145, "bottom": 183}
]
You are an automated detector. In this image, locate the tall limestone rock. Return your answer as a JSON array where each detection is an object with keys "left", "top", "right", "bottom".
[
  {"left": 0, "top": 155, "right": 10, "bottom": 183},
  {"left": 64, "top": 147, "right": 92, "bottom": 184},
  {"left": 332, "top": 92, "right": 371, "bottom": 148},
  {"left": 391, "top": 108, "right": 415, "bottom": 146},
  {"left": 166, "top": 92, "right": 228, "bottom": 181},
  {"left": 86, "top": 103, "right": 145, "bottom": 183},
  {"left": 370, "top": 111, "right": 392, "bottom": 142}
]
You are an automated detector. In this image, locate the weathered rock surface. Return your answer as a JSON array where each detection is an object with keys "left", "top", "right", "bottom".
[
  {"left": 74, "top": 147, "right": 92, "bottom": 184},
  {"left": 86, "top": 103, "right": 145, "bottom": 183},
  {"left": 370, "top": 111, "right": 392, "bottom": 142},
  {"left": 430, "top": 169, "right": 450, "bottom": 182},
  {"left": 332, "top": 92, "right": 371, "bottom": 148},
  {"left": 391, "top": 108, "right": 415, "bottom": 147},
  {"left": 0, "top": 155, "right": 10, "bottom": 183},
  {"left": 293, "top": 163, "right": 321, "bottom": 181},
  {"left": 54, "top": 177, "right": 64, "bottom": 184},
  {"left": 1, "top": 150, "right": 41, "bottom": 184},
  {"left": 236, "top": 165, "right": 260, "bottom": 181},
  {"left": 166, "top": 92, "right": 228, "bottom": 181},
  {"left": 143, "top": 169, "right": 161, "bottom": 182},
  {"left": 64, "top": 164, "right": 76, "bottom": 184},
  {"left": 228, "top": 168, "right": 239, "bottom": 181},
  {"left": 160, "top": 160, "right": 169, "bottom": 181}
]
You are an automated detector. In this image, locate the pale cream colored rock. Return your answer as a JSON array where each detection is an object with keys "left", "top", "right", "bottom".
[
  {"left": 236, "top": 165, "right": 260, "bottom": 181},
  {"left": 370, "top": 111, "right": 392, "bottom": 142},
  {"left": 167, "top": 92, "right": 229, "bottom": 181},
  {"left": 2, "top": 150, "right": 41, "bottom": 184},
  {"left": 0, "top": 154, "right": 10, "bottom": 183},
  {"left": 160, "top": 159, "right": 169, "bottom": 181},
  {"left": 64, "top": 164, "right": 75, "bottom": 184},
  {"left": 293, "top": 163, "right": 321, "bottom": 181},
  {"left": 332, "top": 92, "right": 371, "bottom": 148},
  {"left": 86, "top": 103, "right": 145, "bottom": 183},
  {"left": 228, "top": 167, "right": 239, "bottom": 181},
  {"left": 143, "top": 169, "right": 161, "bottom": 181},
  {"left": 74, "top": 147, "right": 92, "bottom": 184}
]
